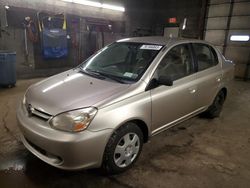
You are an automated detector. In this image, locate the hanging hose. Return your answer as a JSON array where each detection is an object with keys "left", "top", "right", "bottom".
[
  {"left": 24, "top": 27, "right": 28, "bottom": 57},
  {"left": 23, "top": 17, "right": 38, "bottom": 43}
]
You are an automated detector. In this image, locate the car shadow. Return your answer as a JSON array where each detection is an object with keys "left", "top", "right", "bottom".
[{"left": 22, "top": 153, "right": 122, "bottom": 188}]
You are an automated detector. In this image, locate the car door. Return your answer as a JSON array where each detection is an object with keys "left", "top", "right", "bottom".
[
  {"left": 191, "top": 43, "right": 222, "bottom": 109},
  {"left": 150, "top": 43, "right": 198, "bottom": 134}
]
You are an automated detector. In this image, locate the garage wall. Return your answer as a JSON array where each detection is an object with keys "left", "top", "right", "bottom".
[
  {"left": 0, "top": 0, "right": 217, "bottom": 78},
  {"left": 0, "top": 1, "right": 129, "bottom": 78},
  {"left": 0, "top": 0, "right": 125, "bottom": 21},
  {"left": 125, "top": 0, "right": 155, "bottom": 36},
  {"left": 205, "top": 0, "right": 250, "bottom": 79},
  {"left": 153, "top": 0, "right": 206, "bottom": 38}
]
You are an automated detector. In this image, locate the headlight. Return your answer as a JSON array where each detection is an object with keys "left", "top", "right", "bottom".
[{"left": 49, "top": 107, "right": 97, "bottom": 132}]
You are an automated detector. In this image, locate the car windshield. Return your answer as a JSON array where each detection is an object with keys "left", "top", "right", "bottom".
[{"left": 79, "top": 42, "right": 163, "bottom": 83}]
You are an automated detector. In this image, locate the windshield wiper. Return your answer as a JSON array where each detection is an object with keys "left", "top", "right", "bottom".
[
  {"left": 78, "top": 69, "right": 105, "bottom": 80},
  {"left": 100, "top": 72, "right": 126, "bottom": 84},
  {"left": 86, "top": 69, "right": 126, "bottom": 84}
]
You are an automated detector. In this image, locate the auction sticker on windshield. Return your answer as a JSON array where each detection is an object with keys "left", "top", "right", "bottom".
[{"left": 140, "top": 45, "right": 163, "bottom": 50}]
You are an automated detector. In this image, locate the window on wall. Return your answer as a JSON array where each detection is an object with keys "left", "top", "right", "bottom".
[
  {"left": 155, "top": 44, "right": 194, "bottom": 81},
  {"left": 192, "top": 43, "right": 219, "bottom": 71}
]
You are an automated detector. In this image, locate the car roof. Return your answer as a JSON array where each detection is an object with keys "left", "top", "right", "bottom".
[{"left": 116, "top": 36, "right": 209, "bottom": 46}]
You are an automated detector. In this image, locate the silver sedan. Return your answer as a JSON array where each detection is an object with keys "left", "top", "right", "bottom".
[{"left": 17, "top": 37, "right": 234, "bottom": 174}]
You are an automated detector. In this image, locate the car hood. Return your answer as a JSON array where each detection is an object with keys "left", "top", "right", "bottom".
[{"left": 25, "top": 70, "right": 131, "bottom": 115}]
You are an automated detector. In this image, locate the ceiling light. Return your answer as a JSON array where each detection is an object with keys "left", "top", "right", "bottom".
[
  {"left": 74, "top": 0, "right": 102, "bottom": 7},
  {"left": 230, "top": 35, "right": 249, "bottom": 42},
  {"left": 61, "top": 0, "right": 125, "bottom": 12},
  {"left": 102, "top": 3, "right": 125, "bottom": 12}
]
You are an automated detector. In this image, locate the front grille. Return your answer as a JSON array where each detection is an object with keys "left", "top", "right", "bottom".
[
  {"left": 30, "top": 108, "right": 52, "bottom": 121},
  {"left": 25, "top": 103, "right": 52, "bottom": 121}
]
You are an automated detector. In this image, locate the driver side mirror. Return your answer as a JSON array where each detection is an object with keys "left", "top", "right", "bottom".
[
  {"left": 158, "top": 76, "right": 173, "bottom": 86},
  {"left": 145, "top": 76, "right": 173, "bottom": 91}
]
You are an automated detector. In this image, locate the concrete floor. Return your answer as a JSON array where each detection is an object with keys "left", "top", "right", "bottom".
[{"left": 0, "top": 78, "right": 250, "bottom": 188}]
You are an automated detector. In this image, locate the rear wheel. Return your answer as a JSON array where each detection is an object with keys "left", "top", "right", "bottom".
[
  {"left": 102, "top": 122, "right": 143, "bottom": 174},
  {"left": 203, "top": 90, "right": 225, "bottom": 118}
]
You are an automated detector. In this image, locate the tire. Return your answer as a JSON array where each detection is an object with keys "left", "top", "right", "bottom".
[
  {"left": 203, "top": 90, "right": 225, "bottom": 118},
  {"left": 102, "top": 122, "right": 143, "bottom": 175}
]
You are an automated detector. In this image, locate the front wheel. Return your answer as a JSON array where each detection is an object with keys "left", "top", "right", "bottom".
[
  {"left": 203, "top": 90, "right": 225, "bottom": 118},
  {"left": 102, "top": 122, "right": 143, "bottom": 174}
]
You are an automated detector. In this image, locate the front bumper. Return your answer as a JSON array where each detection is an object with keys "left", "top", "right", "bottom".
[{"left": 17, "top": 103, "right": 113, "bottom": 170}]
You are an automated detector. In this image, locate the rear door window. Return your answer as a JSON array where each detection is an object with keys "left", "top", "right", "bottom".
[
  {"left": 192, "top": 43, "right": 219, "bottom": 71},
  {"left": 155, "top": 44, "right": 194, "bottom": 81}
]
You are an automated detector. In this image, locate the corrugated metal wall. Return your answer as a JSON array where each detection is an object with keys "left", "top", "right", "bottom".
[{"left": 205, "top": 0, "right": 250, "bottom": 79}]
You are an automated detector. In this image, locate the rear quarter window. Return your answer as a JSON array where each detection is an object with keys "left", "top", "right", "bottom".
[{"left": 192, "top": 43, "right": 219, "bottom": 71}]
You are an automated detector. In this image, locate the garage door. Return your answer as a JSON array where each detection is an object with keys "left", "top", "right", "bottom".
[{"left": 205, "top": 0, "right": 250, "bottom": 80}]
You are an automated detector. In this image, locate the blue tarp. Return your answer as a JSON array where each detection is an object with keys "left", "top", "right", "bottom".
[{"left": 41, "top": 28, "right": 68, "bottom": 59}]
